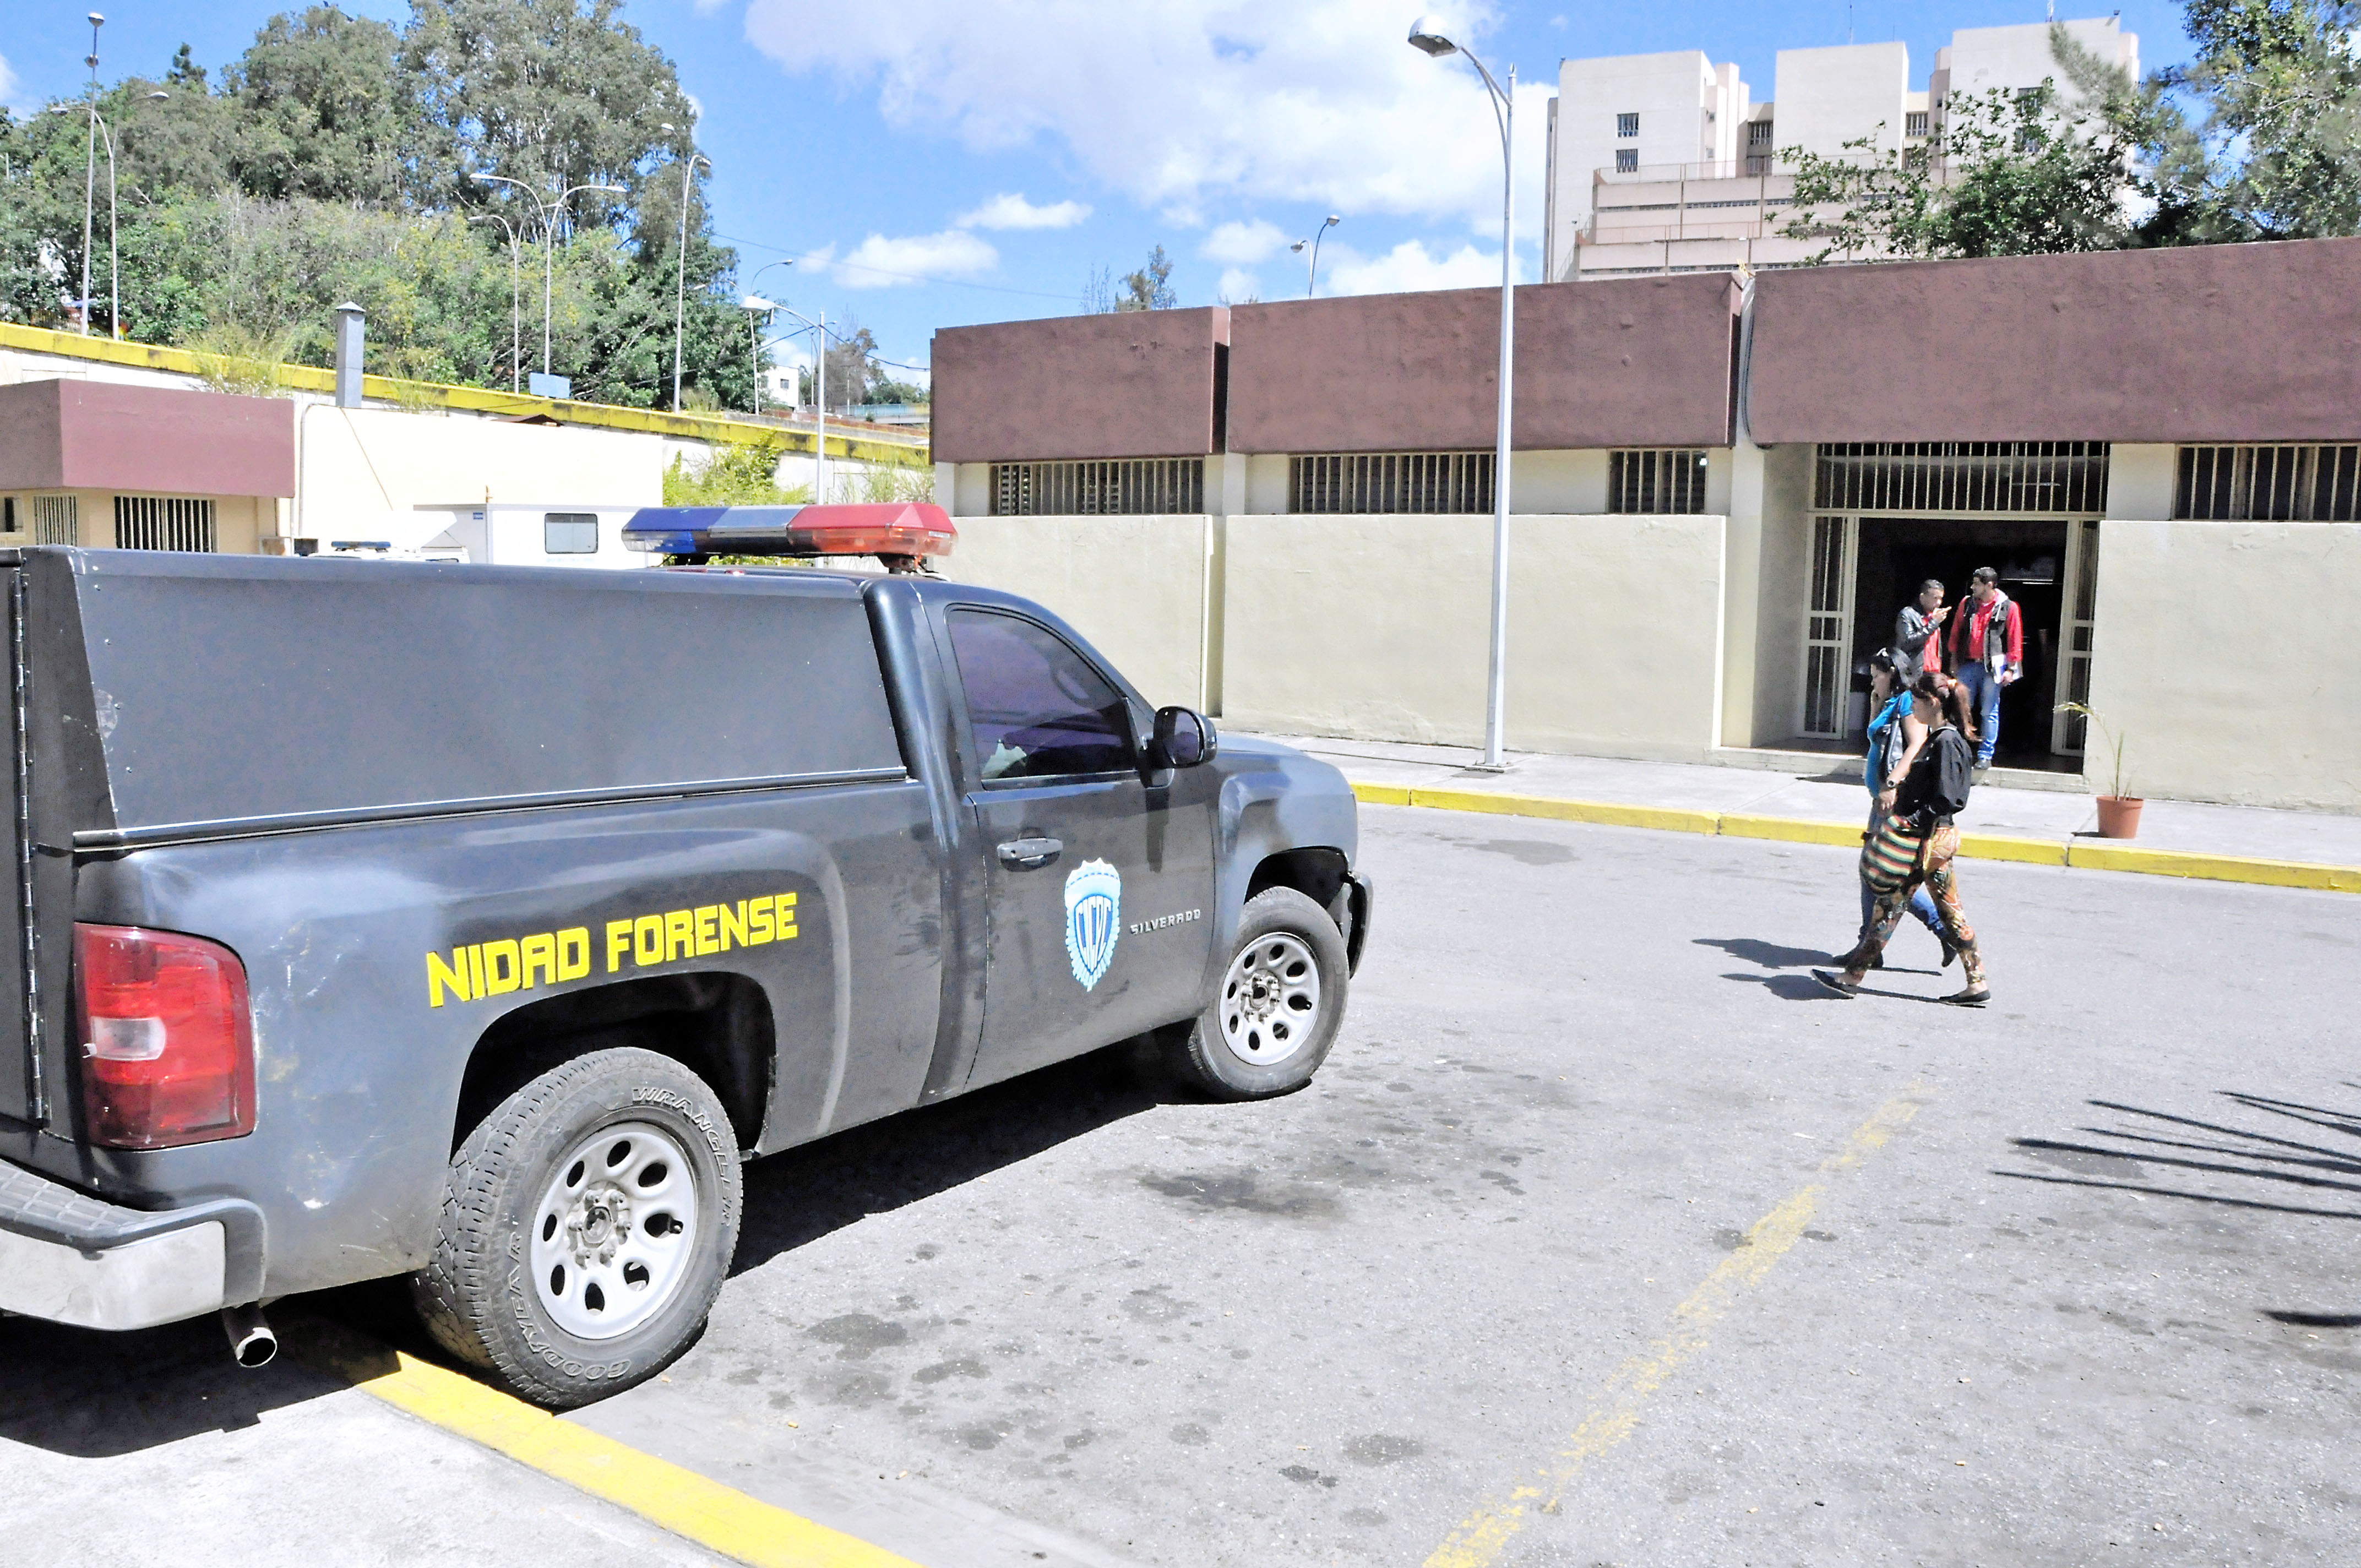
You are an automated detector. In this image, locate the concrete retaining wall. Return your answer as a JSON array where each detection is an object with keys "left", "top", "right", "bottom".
[{"left": 2087, "top": 520, "right": 2361, "bottom": 812}]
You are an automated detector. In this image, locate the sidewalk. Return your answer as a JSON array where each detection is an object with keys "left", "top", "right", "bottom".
[{"left": 1249, "top": 734, "right": 2361, "bottom": 892}]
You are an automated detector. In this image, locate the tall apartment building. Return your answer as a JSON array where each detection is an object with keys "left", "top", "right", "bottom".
[{"left": 1541, "top": 17, "right": 2140, "bottom": 280}]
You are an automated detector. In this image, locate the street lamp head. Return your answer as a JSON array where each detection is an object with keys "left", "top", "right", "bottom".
[
  {"left": 1324, "top": 214, "right": 1342, "bottom": 228},
  {"left": 743, "top": 295, "right": 777, "bottom": 312},
  {"left": 89, "top": 13, "right": 105, "bottom": 26},
  {"left": 1290, "top": 240, "right": 1307, "bottom": 253},
  {"left": 1407, "top": 16, "right": 1457, "bottom": 56},
  {"left": 593, "top": 184, "right": 626, "bottom": 194},
  {"left": 146, "top": 91, "right": 168, "bottom": 101}
]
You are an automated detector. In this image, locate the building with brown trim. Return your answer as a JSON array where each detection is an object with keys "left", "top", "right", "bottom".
[{"left": 931, "top": 237, "right": 2361, "bottom": 812}]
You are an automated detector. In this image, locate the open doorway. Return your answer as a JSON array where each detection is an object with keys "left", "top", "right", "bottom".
[{"left": 1850, "top": 516, "right": 2074, "bottom": 770}]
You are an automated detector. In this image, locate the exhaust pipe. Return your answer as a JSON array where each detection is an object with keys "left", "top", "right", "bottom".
[{"left": 221, "top": 1303, "right": 277, "bottom": 1368}]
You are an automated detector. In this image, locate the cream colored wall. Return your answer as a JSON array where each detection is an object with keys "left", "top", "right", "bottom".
[
  {"left": 2106, "top": 443, "right": 2176, "bottom": 521},
  {"left": 2086, "top": 520, "right": 2361, "bottom": 810},
  {"left": 298, "top": 405, "right": 662, "bottom": 551},
  {"left": 1747, "top": 444, "right": 1816, "bottom": 744},
  {"left": 1510, "top": 450, "right": 1608, "bottom": 513},
  {"left": 1718, "top": 441, "right": 1766, "bottom": 747},
  {"left": 1245, "top": 454, "right": 1290, "bottom": 514},
  {"left": 1221, "top": 513, "right": 1727, "bottom": 759},
  {"left": 939, "top": 514, "right": 1216, "bottom": 711}
]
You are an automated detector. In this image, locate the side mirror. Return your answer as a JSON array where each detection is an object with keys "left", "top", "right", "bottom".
[{"left": 1149, "top": 705, "right": 1217, "bottom": 770}]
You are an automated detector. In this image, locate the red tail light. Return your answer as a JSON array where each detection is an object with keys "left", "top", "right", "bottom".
[{"left": 76, "top": 924, "right": 256, "bottom": 1149}]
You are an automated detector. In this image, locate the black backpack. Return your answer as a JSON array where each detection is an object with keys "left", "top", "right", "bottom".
[{"left": 1900, "top": 726, "right": 1975, "bottom": 825}]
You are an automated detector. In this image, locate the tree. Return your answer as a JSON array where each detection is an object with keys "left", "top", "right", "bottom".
[
  {"left": 225, "top": 7, "right": 422, "bottom": 205},
  {"left": 1782, "top": 74, "right": 2137, "bottom": 260},
  {"left": 800, "top": 322, "right": 878, "bottom": 409},
  {"left": 1115, "top": 245, "right": 1177, "bottom": 311}
]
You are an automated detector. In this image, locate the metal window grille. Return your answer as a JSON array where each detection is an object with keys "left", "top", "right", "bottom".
[
  {"left": 1812, "top": 442, "right": 2109, "bottom": 513},
  {"left": 1616, "top": 112, "right": 1639, "bottom": 138},
  {"left": 1288, "top": 452, "right": 1494, "bottom": 514},
  {"left": 113, "top": 495, "right": 215, "bottom": 552},
  {"left": 1905, "top": 111, "right": 1929, "bottom": 136},
  {"left": 1747, "top": 120, "right": 1774, "bottom": 147},
  {"left": 1614, "top": 148, "right": 1639, "bottom": 173},
  {"left": 1608, "top": 450, "right": 1710, "bottom": 514},
  {"left": 1802, "top": 516, "right": 1855, "bottom": 738},
  {"left": 2174, "top": 444, "right": 2361, "bottom": 521},
  {"left": 989, "top": 459, "right": 1204, "bottom": 516},
  {"left": 28, "top": 495, "right": 79, "bottom": 546}
]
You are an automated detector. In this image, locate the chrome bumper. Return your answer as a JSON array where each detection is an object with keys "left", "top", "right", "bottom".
[{"left": 0, "top": 1158, "right": 265, "bottom": 1330}]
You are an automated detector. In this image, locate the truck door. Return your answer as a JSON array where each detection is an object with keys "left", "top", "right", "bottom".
[{"left": 944, "top": 607, "right": 1215, "bottom": 1087}]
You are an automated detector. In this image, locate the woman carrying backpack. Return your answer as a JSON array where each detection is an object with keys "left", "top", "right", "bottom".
[
  {"left": 1852, "top": 652, "right": 1950, "bottom": 966},
  {"left": 1816, "top": 668, "right": 1991, "bottom": 1006}
]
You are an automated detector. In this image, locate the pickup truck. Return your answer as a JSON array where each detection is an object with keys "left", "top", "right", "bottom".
[{"left": 0, "top": 505, "right": 1369, "bottom": 1407}]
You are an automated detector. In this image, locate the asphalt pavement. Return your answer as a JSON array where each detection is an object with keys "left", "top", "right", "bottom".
[{"left": 4, "top": 803, "right": 2357, "bottom": 1566}]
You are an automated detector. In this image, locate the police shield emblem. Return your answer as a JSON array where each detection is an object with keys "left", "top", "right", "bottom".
[{"left": 1063, "top": 858, "right": 1122, "bottom": 991}]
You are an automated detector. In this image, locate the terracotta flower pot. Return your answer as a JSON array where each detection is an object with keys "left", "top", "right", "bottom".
[{"left": 2095, "top": 795, "right": 2145, "bottom": 840}]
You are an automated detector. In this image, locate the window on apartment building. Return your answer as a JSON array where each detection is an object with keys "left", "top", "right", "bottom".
[
  {"left": 113, "top": 495, "right": 215, "bottom": 552},
  {"left": 1813, "top": 442, "right": 2110, "bottom": 513},
  {"left": 1746, "top": 120, "right": 1774, "bottom": 147},
  {"left": 1616, "top": 112, "right": 1639, "bottom": 138},
  {"left": 28, "top": 495, "right": 77, "bottom": 546},
  {"left": 1614, "top": 148, "right": 1639, "bottom": 173},
  {"left": 1608, "top": 450, "right": 1710, "bottom": 514},
  {"left": 990, "top": 459, "right": 1205, "bottom": 516},
  {"left": 1905, "top": 111, "right": 1929, "bottom": 137},
  {"left": 543, "top": 513, "right": 600, "bottom": 553},
  {"left": 2176, "top": 444, "right": 2361, "bottom": 521},
  {"left": 1290, "top": 452, "right": 1493, "bottom": 514}
]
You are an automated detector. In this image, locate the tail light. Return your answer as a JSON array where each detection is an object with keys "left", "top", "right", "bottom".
[{"left": 76, "top": 924, "right": 257, "bottom": 1149}]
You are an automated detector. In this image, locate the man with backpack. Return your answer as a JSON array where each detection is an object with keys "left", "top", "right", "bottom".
[
  {"left": 1947, "top": 565, "right": 2021, "bottom": 777},
  {"left": 1815, "top": 668, "right": 1990, "bottom": 1006}
]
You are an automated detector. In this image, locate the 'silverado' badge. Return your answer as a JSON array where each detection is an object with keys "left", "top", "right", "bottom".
[{"left": 1063, "top": 858, "right": 1122, "bottom": 990}]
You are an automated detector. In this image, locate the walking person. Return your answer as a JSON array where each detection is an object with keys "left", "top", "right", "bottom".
[
  {"left": 1892, "top": 579, "right": 1949, "bottom": 683},
  {"left": 1814, "top": 669, "right": 1991, "bottom": 1006},
  {"left": 1850, "top": 651, "right": 1951, "bottom": 967},
  {"left": 1946, "top": 566, "right": 2021, "bottom": 777}
]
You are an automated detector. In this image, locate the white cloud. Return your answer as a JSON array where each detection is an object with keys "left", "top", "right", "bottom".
[
  {"left": 0, "top": 54, "right": 23, "bottom": 117},
  {"left": 1320, "top": 239, "right": 1521, "bottom": 297},
  {"left": 1216, "top": 266, "right": 1263, "bottom": 303},
  {"left": 828, "top": 228, "right": 999, "bottom": 288},
  {"left": 1202, "top": 219, "right": 1289, "bottom": 265},
  {"left": 742, "top": 2, "right": 1551, "bottom": 237},
  {"left": 956, "top": 192, "right": 1092, "bottom": 230}
]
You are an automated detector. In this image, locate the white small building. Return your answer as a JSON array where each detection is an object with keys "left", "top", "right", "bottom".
[{"left": 408, "top": 502, "right": 659, "bottom": 569}]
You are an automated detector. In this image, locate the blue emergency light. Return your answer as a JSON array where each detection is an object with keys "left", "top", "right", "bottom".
[{"left": 619, "top": 502, "right": 956, "bottom": 559}]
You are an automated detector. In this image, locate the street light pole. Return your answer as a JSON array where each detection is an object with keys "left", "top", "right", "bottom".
[
  {"left": 1410, "top": 17, "right": 1516, "bottom": 771},
  {"left": 1289, "top": 215, "right": 1341, "bottom": 297},
  {"left": 667, "top": 144, "right": 711, "bottom": 411},
  {"left": 78, "top": 13, "right": 102, "bottom": 337},
  {"left": 471, "top": 173, "right": 624, "bottom": 382},
  {"left": 764, "top": 304, "right": 833, "bottom": 501}
]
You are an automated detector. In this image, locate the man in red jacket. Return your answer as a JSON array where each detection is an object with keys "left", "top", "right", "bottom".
[{"left": 1946, "top": 566, "right": 2021, "bottom": 775}]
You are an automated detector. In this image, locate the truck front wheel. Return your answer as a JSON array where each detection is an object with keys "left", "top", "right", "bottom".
[
  {"left": 410, "top": 1047, "right": 743, "bottom": 1408},
  {"left": 1169, "top": 887, "right": 1349, "bottom": 1100}
]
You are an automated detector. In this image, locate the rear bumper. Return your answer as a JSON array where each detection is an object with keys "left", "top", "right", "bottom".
[{"left": 0, "top": 1158, "right": 266, "bottom": 1330}]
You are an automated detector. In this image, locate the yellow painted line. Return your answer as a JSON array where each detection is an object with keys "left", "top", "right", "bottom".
[
  {"left": 1716, "top": 812, "right": 1859, "bottom": 848},
  {"left": 292, "top": 1320, "right": 922, "bottom": 1568},
  {"left": 1351, "top": 781, "right": 2357, "bottom": 893},
  {"left": 1424, "top": 1091, "right": 1928, "bottom": 1568},
  {"left": 2065, "top": 841, "right": 2361, "bottom": 892}
]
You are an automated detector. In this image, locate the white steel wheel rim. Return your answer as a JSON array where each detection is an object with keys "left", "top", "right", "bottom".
[
  {"left": 1218, "top": 931, "right": 1321, "bottom": 1067},
  {"left": 529, "top": 1119, "right": 701, "bottom": 1342}
]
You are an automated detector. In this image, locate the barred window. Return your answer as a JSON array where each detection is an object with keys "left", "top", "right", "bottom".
[
  {"left": 1289, "top": 452, "right": 1493, "bottom": 514},
  {"left": 990, "top": 459, "right": 1203, "bottom": 516},
  {"left": 1616, "top": 112, "right": 1640, "bottom": 138},
  {"left": 1608, "top": 450, "right": 1709, "bottom": 514},
  {"left": 1614, "top": 148, "right": 1639, "bottom": 173},
  {"left": 1813, "top": 442, "right": 2109, "bottom": 513},
  {"left": 29, "top": 494, "right": 78, "bottom": 546},
  {"left": 1747, "top": 120, "right": 1774, "bottom": 148},
  {"left": 113, "top": 495, "right": 215, "bottom": 552},
  {"left": 2175, "top": 444, "right": 2361, "bottom": 521}
]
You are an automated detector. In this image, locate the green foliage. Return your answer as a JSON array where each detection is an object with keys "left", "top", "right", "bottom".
[
  {"left": 0, "top": 0, "right": 753, "bottom": 411},
  {"left": 187, "top": 322, "right": 300, "bottom": 397},
  {"left": 1115, "top": 245, "right": 1177, "bottom": 311},
  {"left": 855, "top": 447, "right": 937, "bottom": 504},
  {"left": 1782, "top": 79, "right": 2136, "bottom": 261},
  {"left": 661, "top": 444, "right": 808, "bottom": 507}
]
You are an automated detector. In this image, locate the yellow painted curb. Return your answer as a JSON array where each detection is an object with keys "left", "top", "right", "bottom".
[
  {"left": 2065, "top": 842, "right": 2361, "bottom": 892},
  {"left": 292, "top": 1321, "right": 921, "bottom": 1568},
  {"left": 1351, "top": 782, "right": 2357, "bottom": 892},
  {"left": 1716, "top": 813, "right": 1859, "bottom": 848}
]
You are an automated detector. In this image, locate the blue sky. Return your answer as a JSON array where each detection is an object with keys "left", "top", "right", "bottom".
[{"left": 4, "top": 2, "right": 2199, "bottom": 383}]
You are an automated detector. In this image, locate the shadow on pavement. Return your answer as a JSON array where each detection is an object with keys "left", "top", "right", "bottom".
[{"left": 1695, "top": 937, "right": 1832, "bottom": 968}]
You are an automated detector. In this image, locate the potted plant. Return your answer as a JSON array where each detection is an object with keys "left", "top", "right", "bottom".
[{"left": 2055, "top": 701, "right": 2142, "bottom": 839}]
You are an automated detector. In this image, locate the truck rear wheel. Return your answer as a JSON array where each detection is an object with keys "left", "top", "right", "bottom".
[
  {"left": 410, "top": 1047, "right": 743, "bottom": 1409},
  {"left": 1169, "top": 887, "right": 1349, "bottom": 1100}
]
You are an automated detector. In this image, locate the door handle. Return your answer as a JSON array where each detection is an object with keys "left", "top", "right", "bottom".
[{"left": 997, "top": 836, "right": 1063, "bottom": 870}]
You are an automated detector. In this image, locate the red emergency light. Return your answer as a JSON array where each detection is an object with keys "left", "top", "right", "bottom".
[{"left": 620, "top": 502, "right": 956, "bottom": 560}]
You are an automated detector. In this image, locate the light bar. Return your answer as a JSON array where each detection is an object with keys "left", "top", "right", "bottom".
[{"left": 620, "top": 502, "right": 956, "bottom": 559}]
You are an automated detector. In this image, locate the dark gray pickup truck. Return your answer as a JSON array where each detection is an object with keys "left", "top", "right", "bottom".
[{"left": 0, "top": 515, "right": 1368, "bottom": 1406}]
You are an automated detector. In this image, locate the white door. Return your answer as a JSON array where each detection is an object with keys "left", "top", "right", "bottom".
[{"left": 2050, "top": 517, "right": 2101, "bottom": 755}]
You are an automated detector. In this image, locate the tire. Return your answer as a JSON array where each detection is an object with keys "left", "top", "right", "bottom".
[
  {"left": 1170, "top": 887, "right": 1350, "bottom": 1101},
  {"left": 410, "top": 1047, "right": 743, "bottom": 1409}
]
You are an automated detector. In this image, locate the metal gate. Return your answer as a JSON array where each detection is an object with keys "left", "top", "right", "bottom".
[
  {"left": 2049, "top": 518, "right": 2101, "bottom": 756},
  {"left": 1801, "top": 515, "right": 1857, "bottom": 739}
]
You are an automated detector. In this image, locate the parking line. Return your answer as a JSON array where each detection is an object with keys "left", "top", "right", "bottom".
[
  {"left": 294, "top": 1320, "right": 923, "bottom": 1568},
  {"left": 1423, "top": 1090, "right": 1928, "bottom": 1568}
]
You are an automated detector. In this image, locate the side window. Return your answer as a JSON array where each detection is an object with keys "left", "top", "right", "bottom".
[
  {"left": 947, "top": 609, "right": 1134, "bottom": 782},
  {"left": 544, "top": 513, "right": 599, "bottom": 554}
]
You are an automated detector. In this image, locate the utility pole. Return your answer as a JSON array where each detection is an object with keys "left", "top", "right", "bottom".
[{"left": 79, "top": 13, "right": 103, "bottom": 336}]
